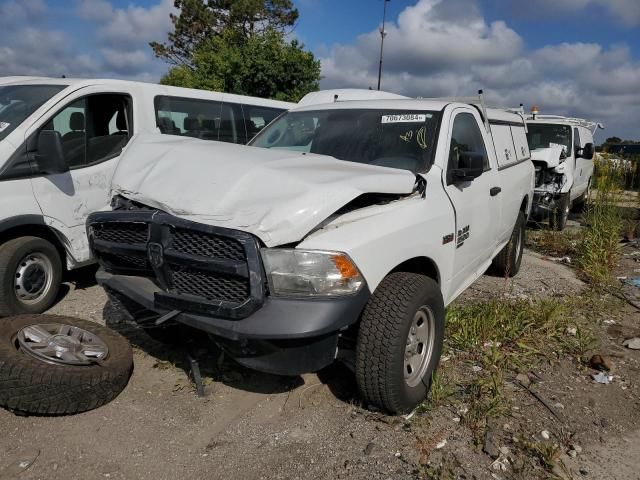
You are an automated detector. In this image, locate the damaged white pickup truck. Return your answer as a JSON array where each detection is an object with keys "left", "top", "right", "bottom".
[
  {"left": 88, "top": 95, "right": 534, "bottom": 413},
  {"left": 526, "top": 113, "right": 603, "bottom": 229}
]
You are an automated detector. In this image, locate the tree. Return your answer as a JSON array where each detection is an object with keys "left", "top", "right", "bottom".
[
  {"left": 605, "top": 136, "right": 622, "bottom": 144},
  {"left": 160, "top": 28, "right": 320, "bottom": 102},
  {"left": 150, "top": 0, "right": 298, "bottom": 68}
]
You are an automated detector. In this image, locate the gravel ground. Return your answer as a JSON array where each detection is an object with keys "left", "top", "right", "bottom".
[{"left": 0, "top": 249, "right": 638, "bottom": 480}]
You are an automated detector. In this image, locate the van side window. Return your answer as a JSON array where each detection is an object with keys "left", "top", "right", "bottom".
[
  {"left": 447, "top": 112, "right": 489, "bottom": 181},
  {"left": 41, "top": 94, "right": 132, "bottom": 169},
  {"left": 573, "top": 127, "right": 582, "bottom": 151},
  {"left": 242, "top": 105, "right": 283, "bottom": 140}
]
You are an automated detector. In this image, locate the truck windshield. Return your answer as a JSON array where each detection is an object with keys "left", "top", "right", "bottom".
[
  {"left": 527, "top": 124, "right": 572, "bottom": 154},
  {"left": 250, "top": 109, "right": 440, "bottom": 172},
  {"left": 0, "top": 84, "right": 66, "bottom": 141}
]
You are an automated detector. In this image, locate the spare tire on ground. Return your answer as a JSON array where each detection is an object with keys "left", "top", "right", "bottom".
[{"left": 0, "top": 314, "right": 133, "bottom": 415}]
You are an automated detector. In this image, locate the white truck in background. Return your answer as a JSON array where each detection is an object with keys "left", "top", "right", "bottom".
[
  {"left": 89, "top": 92, "right": 534, "bottom": 413},
  {"left": 0, "top": 76, "right": 292, "bottom": 317},
  {"left": 525, "top": 111, "right": 604, "bottom": 229}
]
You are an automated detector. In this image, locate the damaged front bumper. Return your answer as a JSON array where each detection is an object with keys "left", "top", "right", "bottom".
[{"left": 97, "top": 270, "right": 370, "bottom": 375}]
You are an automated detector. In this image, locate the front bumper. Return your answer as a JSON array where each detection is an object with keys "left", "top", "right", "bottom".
[
  {"left": 530, "top": 190, "right": 566, "bottom": 220},
  {"left": 97, "top": 270, "right": 370, "bottom": 375}
]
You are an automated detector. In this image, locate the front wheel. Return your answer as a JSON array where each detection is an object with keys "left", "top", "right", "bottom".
[
  {"left": 355, "top": 272, "right": 444, "bottom": 414},
  {"left": 0, "top": 237, "right": 63, "bottom": 317},
  {"left": 549, "top": 192, "right": 570, "bottom": 231}
]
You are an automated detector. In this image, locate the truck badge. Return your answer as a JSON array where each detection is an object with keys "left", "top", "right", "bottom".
[{"left": 148, "top": 242, "right": 164, "bottom": 268}]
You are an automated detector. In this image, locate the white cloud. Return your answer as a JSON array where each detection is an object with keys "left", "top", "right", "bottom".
[
  {"left": 319, "top": 0, "right": 640, "bottom": 140},
  {"left": 498, "top": 0, "right": 640, "bottom": 26}
]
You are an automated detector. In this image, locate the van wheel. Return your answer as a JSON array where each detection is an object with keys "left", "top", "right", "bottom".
[
  {"left": 549, "top": 192, "right": 570, "bottom": 231},
  {"left": 355, "top": 272, "right": 444, "bottom": 414},
  {"left": 572, "top": 180, "right": 591, "bottom": 213},
  {"left": 0, "top": 237, "right": 63, "bottom": 317},
  {"left": 0, "top": 315, "right": 133, "bottom": 415},
  {"left": 492, "top": 211, "right": 525, "bottom": 277}
]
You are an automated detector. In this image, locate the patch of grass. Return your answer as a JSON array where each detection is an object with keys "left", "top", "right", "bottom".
[
  {"left": 526, "top": 229, "right": 580, "bottom": 258},
  {"left": 578, "top": 158, "right": 625, "bottom": 285},
  {"left": 521, "top": 439, "right": 562, "bottom": 473}
]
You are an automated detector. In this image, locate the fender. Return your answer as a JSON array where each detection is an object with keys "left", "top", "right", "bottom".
[{"left": 0, "top": 214, "right": 46, "bottom": 234}]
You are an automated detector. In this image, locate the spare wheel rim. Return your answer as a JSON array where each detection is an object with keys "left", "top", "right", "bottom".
[{"left": 16, "top": 323, "right": 109, "bottom": 366}]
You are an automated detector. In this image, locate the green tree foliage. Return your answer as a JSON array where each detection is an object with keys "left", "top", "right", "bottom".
[
  {"left": 151, "top": 0, "right": 298, "bottom": 67},
  {"left": 151, "top": 0, "right": 319, "bottom": 101},
  {"left": 605, "top": 136, "right": 622, "bottom": 144},
  {"left": 160, "top": 29, "right": 320, "bottom": 102}
]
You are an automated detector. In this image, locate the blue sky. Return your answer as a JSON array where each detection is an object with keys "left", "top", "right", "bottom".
[{"left": 0, "top": 0, "right": 638, "bottom": 139}]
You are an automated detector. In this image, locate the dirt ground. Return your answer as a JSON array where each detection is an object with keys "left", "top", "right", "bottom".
[{"left": 0, "top": 241, "right": 639, "bottom": 479}]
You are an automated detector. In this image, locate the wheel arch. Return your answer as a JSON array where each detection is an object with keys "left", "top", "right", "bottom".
[
  {"left": 0, "top": 215, "right": 67, "bottom": 268},
  {"left": 388, "top": 256, "right": 441, "bottom": 285}
]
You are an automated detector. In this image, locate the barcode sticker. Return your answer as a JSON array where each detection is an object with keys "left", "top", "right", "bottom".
[{"left": 381, "top": 114, "right": 428, "bottom": 124}]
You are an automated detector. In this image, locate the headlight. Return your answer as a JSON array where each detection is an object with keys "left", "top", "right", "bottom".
[{"left": 261, "top": 249, "right": 364, "bottom": 297}]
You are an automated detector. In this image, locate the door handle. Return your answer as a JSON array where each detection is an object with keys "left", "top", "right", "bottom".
[{"left": 490, "top": 187, "right": 502, "bottom": 196}]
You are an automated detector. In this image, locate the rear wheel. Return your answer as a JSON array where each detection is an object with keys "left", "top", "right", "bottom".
[
  {"left": 0, "top": 237, "right": 62, "bottom": 317},
  {"left": 355, "top": 272, "right": 444, "bottom": 414},
  {"left": 492, "top": 211, "right": 525, "bottom": 277},
  {"left": 549, "top": 192, "right": 570, "bottom": 231}
]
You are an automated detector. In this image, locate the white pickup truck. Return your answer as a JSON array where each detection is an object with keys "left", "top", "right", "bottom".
[
  {"left": 88, "top": 93, "right": 534, "bottom": 413},
  {"left": 526, "top": 113, "right": 603, "bottom": 229}
]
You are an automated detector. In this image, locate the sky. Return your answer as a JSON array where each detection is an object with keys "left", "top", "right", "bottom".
[{"left": 0, "top": 0, "right": 639, "bottom": 141}]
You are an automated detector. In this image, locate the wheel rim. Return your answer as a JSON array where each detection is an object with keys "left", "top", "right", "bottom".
[
  {"left": 14, "top": 253, "right": 54, "bottom": 305},
  {"left": 515, "top": 222, "right": 523, "bottom": 259},
  {"left": 404, "top": 306, "right": 436, "bottom": 388},
  {"left": 16, "top": 323, "right": 109, "bottom": 366}
]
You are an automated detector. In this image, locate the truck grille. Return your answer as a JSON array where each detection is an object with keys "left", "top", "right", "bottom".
[{"left": 89, "top": 211, "right": 264, "bottom": 319}]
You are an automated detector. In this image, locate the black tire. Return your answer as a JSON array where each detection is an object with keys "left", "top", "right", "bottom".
[
  {"left": 0, "top": 314, "right": 133, "bottom": 415},
  {"left": 355, "top": 272, "right": 444, "bottom": 414},
  {"left": 549, "top": 192, "right": 570, "bottom": 231},
  {"left": 572, "top": 180, "right": 591, "bottom": 213},
  {"left": 0, "top": 237, "right": 63, "bottom": 317},
  {"left": 492, "top": 211, "right": 525, "bottom": 277}
]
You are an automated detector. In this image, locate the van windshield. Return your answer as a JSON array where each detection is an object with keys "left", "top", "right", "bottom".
[
  {"left": 249, "top": 109, "right": 440, "bottom": 172},
  {"left": 526, "top": 124, "right": 572, "bottom": 155},
  {"left": 0, "top": 84, "right": 66, "bottom": 141}
]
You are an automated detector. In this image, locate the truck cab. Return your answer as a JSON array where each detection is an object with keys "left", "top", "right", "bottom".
[
  {"left": 89, "top": 93, "right": 534, "bottom": 414},
  {"left": 525, "top": 111, "right": 603, "bottom": 229}
]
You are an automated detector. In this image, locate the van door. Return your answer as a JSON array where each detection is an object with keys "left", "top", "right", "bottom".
[
  {"left": 27, "top": 92, "right": 134, "bottom": 265},
  {"left": 443, "top": 109, "right": 501, "bottom": 290},
  {"left": 572, "top": 127, "right": 585, "bottom": 195}
]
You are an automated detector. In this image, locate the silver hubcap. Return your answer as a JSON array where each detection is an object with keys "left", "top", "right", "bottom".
[
  {"left": 14, "top": 253, "right": 53, "bottom": 304},
  {"left": 404, "top": 307, "right": 436, "bottom": 388},
  {"left": 515, "top": 223, "right": 523, "bottom": 258},
  {"left": 17, "top": 323, "right": 109, "bottom": 366}
]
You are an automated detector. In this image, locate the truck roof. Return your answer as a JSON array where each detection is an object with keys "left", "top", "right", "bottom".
[
  {"left": 0, "top": 76, "right": 295, "bottom": 109},
  {"left": 291, "top": 98, "right": 526, "bottom": 125}
]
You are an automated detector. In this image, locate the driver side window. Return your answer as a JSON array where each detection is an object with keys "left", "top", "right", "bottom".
[
  {"left": 447, "top": 113, "right": 489, "bottom": 182},
  {"left": 40, "top": 93, "right": 132, "bottom": 170}
]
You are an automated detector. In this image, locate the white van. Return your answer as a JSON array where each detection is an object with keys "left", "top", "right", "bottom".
[
  {"left": 0, "top": 76, "right": 293, "bottom": 316},
  {"left": 526, "top": 112, "right": 603, "bottom": 229}
]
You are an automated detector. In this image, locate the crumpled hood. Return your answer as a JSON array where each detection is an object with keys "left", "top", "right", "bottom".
[
  {"left": 111, "top": 135, "right": 417, "bottom": 246},
  {"left": 530, "top": 146, "right": 566, "bottom": 169}
]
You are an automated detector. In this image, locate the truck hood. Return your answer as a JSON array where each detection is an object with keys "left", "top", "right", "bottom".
[
  {"left": 111, "top": 135, "right": 417, "bottom": 246},
  {"left": 530, "top": 146, "right": 566, "bottom": 169}
]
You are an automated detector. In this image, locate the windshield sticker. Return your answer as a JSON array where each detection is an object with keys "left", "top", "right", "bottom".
[
  {"left": 400, "top": 130, "right": 414, "bottom": 142},
  {"left": 381, "top": 114, "right": 429, "bottom": 124},
  {"left": 417, "top": 126, "right": 428, "bottom": 150},
  {"left": 0, "top": 122, "right": 9, "bottom": 132}
]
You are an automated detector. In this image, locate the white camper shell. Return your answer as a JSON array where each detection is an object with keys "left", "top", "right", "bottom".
[{"left": 0, "top": 76, "right": 293, "bottom": 316}]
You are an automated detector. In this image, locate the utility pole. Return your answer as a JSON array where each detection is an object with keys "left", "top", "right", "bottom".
[{"left": 377, "top": 0, "right": 390, "bottom": 91}]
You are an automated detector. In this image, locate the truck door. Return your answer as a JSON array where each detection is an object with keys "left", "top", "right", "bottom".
[
  {"left": 27, "top": 91, "right": 134, "bottom": 265},
  {"left": 573, "top": 127, "right": 585, "bottom": 194},
  {"left": 444, "top": 109, "right": 501, "bottom": 291}
]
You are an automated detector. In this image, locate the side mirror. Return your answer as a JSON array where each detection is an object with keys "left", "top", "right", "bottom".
[
  {"left": 36, "top": 130, "right": 68, "bottom": 174},
  {"left": 577, "top": 142, "right": 595, "bottom": 160},
  {"left": 451, "top": 152, "right": 485, "bottom": 183}
]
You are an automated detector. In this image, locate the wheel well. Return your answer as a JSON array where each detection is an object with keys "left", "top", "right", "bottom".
[
  {"left": 0, "top": 225, "right": 67, "bottom": 268},
  {"left": 520, "top": 196, "right": 528, "bottom": 213},
  {"left": 390, "top": 257, "right": 440, "bottom": 284}
]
